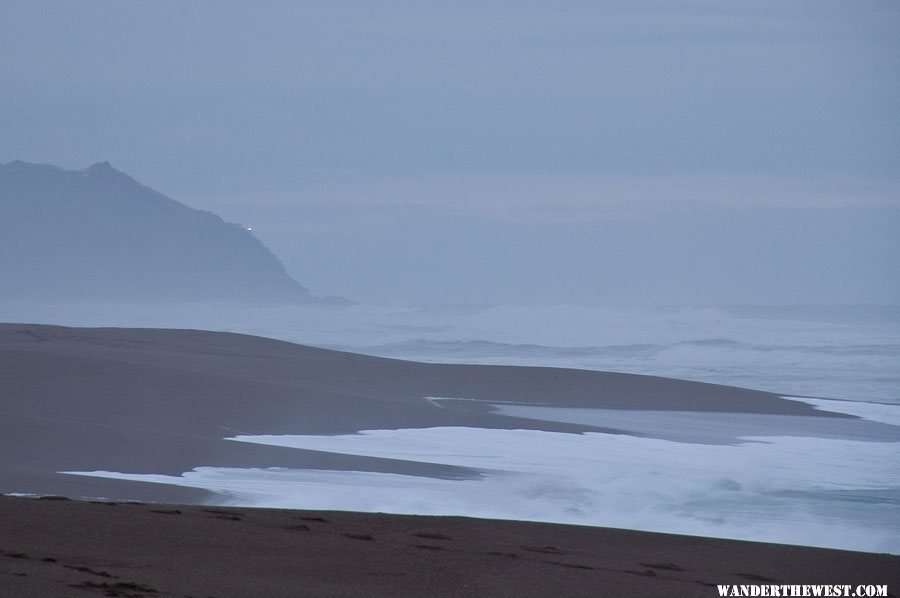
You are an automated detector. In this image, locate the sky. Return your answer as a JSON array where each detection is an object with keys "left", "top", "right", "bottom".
[{"left": 2, "top": 1, "right": 899, "bottom": 304}]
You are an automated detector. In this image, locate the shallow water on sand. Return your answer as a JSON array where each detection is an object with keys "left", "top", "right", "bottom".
[{"left": 66, "top": 397, "right": 900, "bottom": 554}]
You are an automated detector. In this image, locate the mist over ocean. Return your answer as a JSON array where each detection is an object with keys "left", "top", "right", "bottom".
[
  {"left": 6, "top": 302, "right": 897, "bottom": 404},
  {"left": 3, "top": 4, "right": 899, "bottom": 593}
]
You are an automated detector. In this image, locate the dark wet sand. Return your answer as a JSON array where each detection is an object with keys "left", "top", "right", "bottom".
[
  {"left": 0, "top": 323, "right": 843, "bottom": 502},
  {"left": 1, "top": 495, "right": 897, "bottom": 598}
]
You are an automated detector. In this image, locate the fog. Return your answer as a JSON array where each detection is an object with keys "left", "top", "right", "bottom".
[
  {"left": 1, "top": 1, "right": 899, "bottom": 305},
  {"left": 258, "top": 200, "right": 900, "bottom": 305}
]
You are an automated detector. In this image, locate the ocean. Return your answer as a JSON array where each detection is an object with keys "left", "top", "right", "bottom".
[
  {"left": 5, "top": 302, "right": 899, "bottom": 553},
  {"left": 8, "top": 302, "right": 897, "bottom": 403}
]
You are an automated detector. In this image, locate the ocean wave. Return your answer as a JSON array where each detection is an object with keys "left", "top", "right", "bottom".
[
  {"left": 349, "top": 338, "right": 900, "bottom": 359},
  {"left": 4, "top": 301, "right": 898, "bottom": 402},
  {"left": 67, "top": 421, "right": 900, "bottom": 554}
]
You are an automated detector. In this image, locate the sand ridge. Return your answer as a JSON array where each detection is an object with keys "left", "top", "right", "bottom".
[{"left": 0, "top": 323, "right": 836, "bottom": 503}]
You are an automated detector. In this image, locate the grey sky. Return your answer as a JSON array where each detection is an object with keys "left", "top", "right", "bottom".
[{"left": 2, "top": 1, "right": 898, "bottom": 304}]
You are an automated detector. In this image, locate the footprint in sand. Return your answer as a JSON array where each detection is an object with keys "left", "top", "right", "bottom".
[
  {"left": 69, "top": 580, "right": 159, "bottom": 594},
  {"left": 63, "top": 565, "right": 117, "bottom": 578},
  {"left": 545, "top": 561, "right": 595, "bottom": 570},
  {"left": 201, "top": 509, "right": 244, "bottom": 517},
  {"left": 412, "top": 532, "right": 452, "bottom": 541},
  {"left": 282, "top": 524, "right": 311, "bottom": 532},
  {"left": 640, "top": 562, "right": 686, "bottom": 572},
  {"left": 3, "top": 552, "right": 29, "bottom": 559},
  {"left": 522, "top": 546, "right": 569, "bottom": 555},
  {"left": 344, "top": 533, "right": 375, "bottom": 541},
  {"left": 736, "top": 572, "right": 777, "bottom": 582},
  {"left": 626, "top": 569, "right": 658, "bottom": 577}
]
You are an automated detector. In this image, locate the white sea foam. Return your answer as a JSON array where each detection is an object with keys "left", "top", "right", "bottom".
[
  {"left": 15, "top": 301, "right": 898, "bottom": 551},
  {"left": 66, "top": 418, "right": 900, "bottom": 554}
]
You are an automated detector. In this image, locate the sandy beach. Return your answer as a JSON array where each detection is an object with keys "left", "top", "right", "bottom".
[
  {"left": 0, "top": 322, "right": 833, "bottom": 503},
  {"left": 2, "top": 495, "right": 898, "bottom": 598},
  {"left": 1, "top": 323, "right": 897, "bottom": 596},
  {"left": 6, "top": 1, "right": 899, "bottom": 594}
]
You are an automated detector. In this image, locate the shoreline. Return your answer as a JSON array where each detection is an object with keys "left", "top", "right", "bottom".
[
  {"left": 2, "top": 322, "right": 899, "bottom": 575},
  {"left": 0, "top": 322, "right": 837, "bottom": 504}
]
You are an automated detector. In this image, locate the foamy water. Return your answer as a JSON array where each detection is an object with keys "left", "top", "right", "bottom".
[
  {"left": 66, "top": 397, "right": 900, "bottom": 554},
  {"left": 8, "top": 300, "right": 899, "bottom": 551}
]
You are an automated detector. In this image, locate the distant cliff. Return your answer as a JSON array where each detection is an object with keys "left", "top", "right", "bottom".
[{"left": 0, "top": 161, "right": 342, "bottom": 304}]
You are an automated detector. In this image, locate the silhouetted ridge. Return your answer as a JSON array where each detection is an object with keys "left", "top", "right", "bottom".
[{"left": 0, "top": 161, "right": 342, "bottom": 303}]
